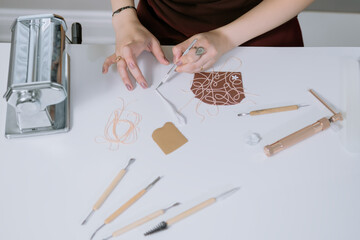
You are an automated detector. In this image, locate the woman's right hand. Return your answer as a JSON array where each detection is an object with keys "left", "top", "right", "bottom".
[{"left": 102, "top": 13, "right": 169, "bottom": 91}]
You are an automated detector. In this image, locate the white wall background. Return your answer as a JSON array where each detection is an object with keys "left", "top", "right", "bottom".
[
  {"left": 308, "top": 0, "right": 360, "bottom": 12},
  {"left": 0, "top": 0, "right": 112, "bottom": 11},
  {"left": 0, "top": 0, "right": 360, "bottom": 46}
]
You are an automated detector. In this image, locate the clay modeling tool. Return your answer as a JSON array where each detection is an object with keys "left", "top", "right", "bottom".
[
  {"left": 82, "top": 158, "right": 136, "bottom": 225},
  {"left": 264, "top": 89, "right": 343, "bottom": 156},
  {"left": 237, "top": 104, "right": 309, "bottom": 117},
  {"left": 102, "top": 202, "right": 180, "bottom": 240},
  {"left": 90, "top": 176, "right": 162, "bottom": 240},
  {"left": 155, "top": 89, "right": 187, "bottom": 125},
  {"left": 156, "top": 38, "right": 198, "bottom": 89},
  {"left": 144, "top": 187, "right": 240, "bottom": 236}
]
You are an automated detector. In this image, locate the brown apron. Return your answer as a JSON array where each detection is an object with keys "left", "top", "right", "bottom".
[{"left": 137, "top": 0, "right": 303, "bottom": 47}]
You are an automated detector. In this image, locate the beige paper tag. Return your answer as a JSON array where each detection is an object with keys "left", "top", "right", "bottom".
[{"left": 152, "top": 122, "right": 188, "bottom": 155}]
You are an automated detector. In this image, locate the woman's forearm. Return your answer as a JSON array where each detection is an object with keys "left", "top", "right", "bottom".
[
  {"left": 111, "top": 0, "right": 139, "bottom": 28},
  {"left": 111, "top": 0, "right": 135, "bottom": 11},
  {"left": 214, "top": 0, "right": 315, "bottom": 49}
]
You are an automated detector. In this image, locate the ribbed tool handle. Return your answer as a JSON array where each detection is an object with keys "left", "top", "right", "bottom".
[
  {"left": 167, "top": 198, "right": 216, "bottom": 226},
  {"left": 250, "top": 105, "right": 298, "bottom": 116},
  {"left": 93, "top": 169, "right": 126, "bottom": 210},
  {"left": 113, "top": 210, "right": 164, "bottom": 237},
  {"left": 264, "top": 117, "right": 331, "bottom": 156},
  {"left": 105, "top": 189, "right": 146, "bottom": 224}
]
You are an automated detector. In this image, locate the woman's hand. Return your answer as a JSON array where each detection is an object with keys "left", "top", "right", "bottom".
[
  {"left": 103, "top": 18, "right": 169, "bottom": 91},
  {"left": 172, "top": 30, "right": 234, "bottom": 73}
]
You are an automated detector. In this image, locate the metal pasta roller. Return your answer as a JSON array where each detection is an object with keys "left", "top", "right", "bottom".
[{"left": 3, "top": 14, "right": 70, "bottom": 138}]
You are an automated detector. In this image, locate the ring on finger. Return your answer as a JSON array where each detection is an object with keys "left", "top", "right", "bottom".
[
  {"left": 200, "top": 65, "right": 204, "bottom": 71},
  {"left": 195, "top": 47, "right": 206, "bottom": 56},
  {"left": 115, "top": 55, "right": 122, "bottom": 62}
]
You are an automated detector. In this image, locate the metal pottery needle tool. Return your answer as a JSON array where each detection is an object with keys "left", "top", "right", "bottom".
[
  {"left": 90, "top": 176, "right": 162, "bottom": 240},
  {"left": 144, "top": 187, "right": 240, "bottom": 236},
  {"left": 156, "top": 38, "right": 198, "bottom": 89},
  {"left": 102, "top": 202, "right": 180, "bottom": 240},
  {"left": 264, "top": 89, "right": 343, "bottom": 157},
  {"left": 237, "top": 104, "right": 309, "bottom": 117},
  {"left": 82, "top": 158, "right": 136, "bottom": 225}
]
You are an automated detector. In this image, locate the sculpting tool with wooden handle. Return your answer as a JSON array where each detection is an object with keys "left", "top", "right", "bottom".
[
  {"left": 81, "top": 158, "right": 136, "bottom": 225},
  {"left": 144, "top": 187, "right": 240, "bottom": 236},
  {"left": 103, "top": 203, "right": 180, "bottom": 240},
  {"left": 237, "top": 104, "right": 309, "bottom": 117},
  {"left": 264, "top": 89, "right": 343, "bottom": 156},
  {"left": 90, "top": 176, "right": 161, "bottom": 240}
]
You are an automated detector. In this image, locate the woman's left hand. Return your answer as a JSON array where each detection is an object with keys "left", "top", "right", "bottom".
[{"left": 172, "top": 30, "right": 234, "bottom": 73}]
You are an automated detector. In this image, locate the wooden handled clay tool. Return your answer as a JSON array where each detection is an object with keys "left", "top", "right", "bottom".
[
  {"left": 102, "top": 202, "right": 180, "bottom": 240},
  {"left": 156, "top": 38, "right": 198, "bottom": 89},
  {"left": 237, "top": 104, "right": 309, "bottom": 117},
  {"left": 144, "top": 187, "right": 240, "bottom": 236},
  {"left": 90, "top": 176, "right": 162, "bottom": 240},
  {"left": 264, "top": 89, "right": 343, "bottom": 156},
  {"left": 82, "top": 158, "right": 136, "bottom": 225}
]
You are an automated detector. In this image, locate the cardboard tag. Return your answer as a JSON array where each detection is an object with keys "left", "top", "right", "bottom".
[{"left": 152, "top": 122, "right": 188, "bottom": 155}]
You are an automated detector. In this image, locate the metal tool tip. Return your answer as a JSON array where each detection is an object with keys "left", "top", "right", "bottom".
[
  {"left": 156, "top": 82, "right": 163, "bottom": 89},
  {"left": 216, "top": 187, "right": 241, "bottom": 200},
  {"left": 153, "top": 176, "right": 162, "bottom": 184},
  {"left": 145, "top": 176, "right": 162, "bottom": 190},
  {"left": 103, "top": 236, "right": 113, "bottom": 240},
  {"left": 81, "top": 210, "right": 95, "bottom": 225},
  {"left": 90, "top": 223, "right": 105, "bottom": 240},
  {"left": 164, "top": 202, "right": 181, "bottom": 212},
  {"left": 125, "top": 158, "right": 136, "bottom": 170},
  {"left": 237, "top": 113, "right": 248, "bottom": 117}
]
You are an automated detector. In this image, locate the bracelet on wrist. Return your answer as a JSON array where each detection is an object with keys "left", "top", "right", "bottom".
[{"left": 112, "top": 6, "right": 136, "bottom": 17}]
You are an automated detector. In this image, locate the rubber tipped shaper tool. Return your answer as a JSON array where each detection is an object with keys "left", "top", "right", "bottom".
[
  {"left": 102, "top": 202, "right": 180, "bottom": 240},
  {"left": 144, "top": 187, "right": 240, "bottom": 236},
  {"left": 82, "top": 158, "right": 136, "bottom": 225},
  {"left": 237, "top": 104, "right": 309, "bottom": 117},
  {"left": 90, "top": 176, "right": 162, "bottom": 240}
]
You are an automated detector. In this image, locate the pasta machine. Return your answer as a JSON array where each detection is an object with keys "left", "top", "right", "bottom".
[{"left": 3, "top": 14, "right": 76, "bottom": 138}]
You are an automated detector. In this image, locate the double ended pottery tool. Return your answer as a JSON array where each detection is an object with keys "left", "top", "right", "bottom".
[
  {"left": 90, "top": 176, "right": 162, "bottom": 240},
  {"left": 144, "top": 187, "right": 240, "bottom": 236},
  {"left": 238, "top": 104, "right": 309, "bottom": 117},
  {"left": 264, "top": 89, "right": 343, "bottom": 156},
  {"left": 103, "top": 203, "right": 180, "bottom": 240},
  {"left": 81, "top": 158, "right": 136, "bottom": 225},
  {"left": 156, "top": 39, "right": 198, "bottom": 89}
]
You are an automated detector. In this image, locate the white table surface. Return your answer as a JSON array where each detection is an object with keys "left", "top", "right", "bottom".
[{"left": 0, "top": 43, "right": 359, "bottom": 240}]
